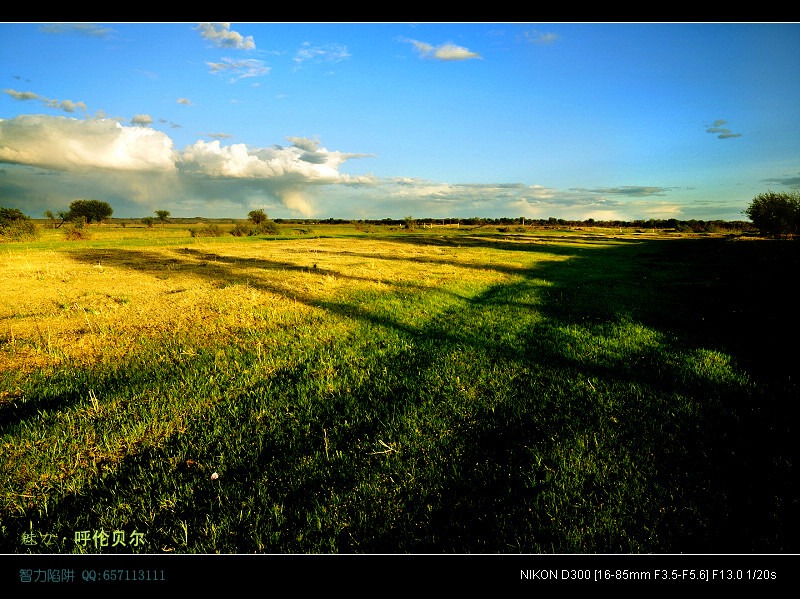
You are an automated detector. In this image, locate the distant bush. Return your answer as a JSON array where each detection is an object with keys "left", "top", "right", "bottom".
[
  {"left": 258, "top": 220, "right": 281, "bottom": 235},
  {"left": 1, "top": 207, "right": 27, "bottom": 228},
  {"left": 352, "top": 221, "right": 374, "bottom": 233},
  {"left": 226, "top": 220, "right": 281, "bottom": 237},
  {"left": 62, "top": 220, "right": 91, "bottom": 240},
  {"left": 229, "top": 222, "right": 253, "bottom": 237},
  {"left": 0, "top": 207, "right": 39, "bottom": 241},
  {"left": 141, "top": 217, "right": 155, "bottom": 228},
  {"left": 189, "top": 223, "right": 225, "bottom": 237}
]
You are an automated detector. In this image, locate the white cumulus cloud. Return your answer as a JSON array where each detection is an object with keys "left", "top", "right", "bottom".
[
  {"left": 0, "top": 114, "right": 377, "bottom": 217},
  {"left": 178, "top": 138, "right": 353, "bottom": 183},
  {"left": 196, "top": 23, "right": 255, "bottom": 50},
  {"left": 0, "top": 115, "right": 176, "bottom": 172}
]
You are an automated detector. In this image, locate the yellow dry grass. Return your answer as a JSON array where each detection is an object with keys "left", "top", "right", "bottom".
[{"left": 1, "top": 227, "right": 521, "bottom": 375}]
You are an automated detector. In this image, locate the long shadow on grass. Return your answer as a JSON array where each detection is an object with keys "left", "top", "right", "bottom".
[
  {"left": 3, "top": 236, "right": 794, "bottom": 553},
  {"left": 298, "top": 235, "right": 587, "bottom": 278},
  {"left": 0, "top": 238, "right": 620, "bottom": 433},
  {"left": 348, "top": 236, "right": 795, "bottom": 553},
  {"left": 2, "top": 239, "right": 490, "bottom": 434},
  {"left": 0, "top": 245, "right": 447, "bottom": 432}
]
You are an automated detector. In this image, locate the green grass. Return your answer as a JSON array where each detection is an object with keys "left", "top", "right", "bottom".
[{"left": 0, "top": 226, "right": 795, "bottom": 554}]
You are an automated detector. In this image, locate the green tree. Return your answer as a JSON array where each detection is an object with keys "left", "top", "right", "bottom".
[
  {"left": 246, "top": 209, "right": 280, "bottom": 235},
  {"left": 0, "top": 207, "right": 39, "bottom": 241},
  {"left": 0, "top": 207, "right": 27, "bottom": 229},
  {"left": 248, "top": 209, "right": 268, "bottom": 225},
  {"left": 154, "top": 210, "right": 171, "bottom": 227},
  {"left": 404, "top": 215, "right": 416, "bottom": 230},
  {"left": 744, "top": 191, "right": 800, "bottom": 238},
  {"left": 66, "top": 200, "right": 114, "bottom": 224}
]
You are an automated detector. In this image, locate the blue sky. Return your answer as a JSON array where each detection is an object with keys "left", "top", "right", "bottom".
[{"left": 1, "top": 22, "right": 798, "bottom": 221}]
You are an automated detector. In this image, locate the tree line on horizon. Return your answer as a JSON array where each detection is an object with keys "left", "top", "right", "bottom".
[
  {"left": 303, "top": 215, "right": 755, "bottom": 233},
  {"left": 2, "top": 191, "right": 799, "bottom": 241}
]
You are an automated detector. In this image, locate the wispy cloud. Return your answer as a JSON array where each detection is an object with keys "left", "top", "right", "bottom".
[
  {"left": 206, "top": 58, "right": 270, "bottom": 82},
  {"left": 159, "top": 118, "right": 182, "bottom": 129},
  {"left": 293, "top": 42, "right": 351, "bottom": 65},
  {"left": 570, "top": 186, "right": 673, "bottom": 196},
  {"left": 3, "top": 89, "right": 87, "bottom": 113},
  {"left": 4, "top": 90, "right": 38, "bottom": 101},
  {"left": 39, "top": 23, "right": 113, "bottom": 38},
  {"left": 402, "top": 38, "right": 482, "bottom": 61},
  {"left": 705, "top": 119, "right": 742, "bottom": 139},
  {"left": 177, "top": 98, "right": 192, "bottom": 106},
  {"left": 367, "top": 179, "right": 671, "bottom": 221},
  {"left": 195, "top": 23, "right": 255, "bottom": 50},
  {"left": 762, "top": 173, "right": 800, "bottom": 188},
  {"left": 523, "top": 30, "right": 560, "bottom": 45}
]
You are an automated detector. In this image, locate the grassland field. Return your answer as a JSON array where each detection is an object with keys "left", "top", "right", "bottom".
[{"left": 0, "top": 221, "right": 795, "bottom": 557}]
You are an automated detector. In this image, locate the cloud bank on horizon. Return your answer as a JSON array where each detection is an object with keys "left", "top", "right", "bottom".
[
  {"left": 0, "top": 113, "right": 377, "bottom": 217},
  {"left": 1, "top": 22, "right": 798, "bottom": 222}
]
